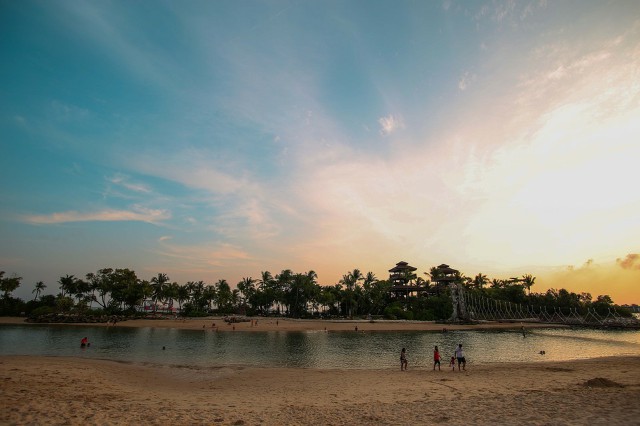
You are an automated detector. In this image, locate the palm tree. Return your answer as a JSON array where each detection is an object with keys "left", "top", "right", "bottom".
[
  {"left": 176, "top": 284, "right": 190, "bottom": 313},
  {"left": 237, "top": 277, "right": 256, "bottom": 313},
  {"left": 427, "top": 267, "right": 443, "bottom": 282},
  {"left": 275, "top": 270, "right": 293, "bottom": 315},
  {"left": 215, "top": 279, "right": 232, "bottom": 313},
  {"left": 32, "top": 281, "right": 46, "bottom": 301},
  {"left": 521, "top": 274, "right": 536, "bottom": 296},
  {"left": 491, "top": 278, "right": 505, "bottom": 289},
  {"left": 73, "top": 279, "right": 90, "bottom": 307},
  {"left": 165, "top": 282, "right": 179, "bottom": 312},
  {"left": 150, "top": 273, "right": 169, "bottom": 312},
  {"left": 203, "top": 284, "right": 217, "bottom": 312},
  {"left": 473, "top": 274, "right": 488, "bottom": 290},
  {"left": 363, "top": 271, "right": 377, "bottom": 288},
  {"left": 58, "top": 274, "right": 77, "bottom": 298},
  {"left": 257, "top": 271, "right": 275, "bottom": 314},
  {"left": 341, "top": 269, "right": 363, "bottom": 318}
]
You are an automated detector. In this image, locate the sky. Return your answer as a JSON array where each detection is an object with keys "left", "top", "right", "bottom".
[{"left": 1, "top": 0, "right": 639, "bottom": 304}]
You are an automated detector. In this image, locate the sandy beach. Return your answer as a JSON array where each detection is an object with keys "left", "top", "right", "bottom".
[
  {"left": 1, "top": 354, "right": 638, "bottom": 425},
  {"left": 2, "top": 317, "right": 638, "bottom": 425},
  {"left": 0, "top": 315, "right": 566, "bottom": 332}
]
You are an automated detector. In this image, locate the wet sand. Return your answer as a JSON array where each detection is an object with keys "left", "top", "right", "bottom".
[{"left": 0, "top": 315, "right": 565, "bottom": 332}]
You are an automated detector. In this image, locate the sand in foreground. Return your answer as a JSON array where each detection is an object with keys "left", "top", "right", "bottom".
[{"left": 1, "top": 355, "right": 639, "bottom": 425}]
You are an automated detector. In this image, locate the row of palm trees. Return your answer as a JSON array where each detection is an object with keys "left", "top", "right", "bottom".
[
  {"left": 45, "top": 267, "right": 391, "bottom": 317},
  {"left": 22, "top": 266, "right": 539, "bottom": 318},
  {"left": 6, "top": 265, "right": 628, "bottom": 319}
]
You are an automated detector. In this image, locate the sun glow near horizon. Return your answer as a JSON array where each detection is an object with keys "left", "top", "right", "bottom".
[{"left": 1, "top": 1, "right": 639, "bottom": 304}]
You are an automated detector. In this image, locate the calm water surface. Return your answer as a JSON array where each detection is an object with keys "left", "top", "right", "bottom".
[{"left": 1, "top": 324, "right": 639, "bottom": 369}]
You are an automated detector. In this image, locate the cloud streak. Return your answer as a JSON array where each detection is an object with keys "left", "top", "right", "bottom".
[
  {"left": 617, "top": 254, "right": 640, "bottom": 271},
  {"left": 23, "top": 207, "right": 170, "bottom": 225}
]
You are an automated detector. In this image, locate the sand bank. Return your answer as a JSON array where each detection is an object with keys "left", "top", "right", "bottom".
[
  {"left": 0, "top": 316, "right": 565, "bottom": 332},
  {"left": 1, "top": 355, "right": 638, "bottom": 425}
]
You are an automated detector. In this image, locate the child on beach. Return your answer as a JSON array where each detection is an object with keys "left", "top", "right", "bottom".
[
  {"left": 449, "top": 356, "right": 455, "bottom": 371},
  {"left": 455, "top": 344, "right": 466, "bottom": 371},
  {"left": 400, "top": 348, "right": 408, "bottom": 371},
  {"left": 433, "top": 346, "right": 441, "bottom": 371}
]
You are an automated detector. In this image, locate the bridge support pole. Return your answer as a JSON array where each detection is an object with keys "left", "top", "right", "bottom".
[{"left": 449, "top": 282, "right": 470, "bottom": 322}]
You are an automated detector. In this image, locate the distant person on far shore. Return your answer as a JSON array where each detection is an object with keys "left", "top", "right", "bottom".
[
  {"left": 433, "top": 346, "right": 441, "bottom": 371},
  {"left": 400, "top": 348, "right": 408, "bottom": 371},
  {"left": 455, "top": 344, "right": 466, "bottom": 371}
]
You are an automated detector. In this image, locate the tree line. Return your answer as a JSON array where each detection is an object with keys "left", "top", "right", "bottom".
[{"left": 0, "top": 266, "right": 631, "bottom": 320}]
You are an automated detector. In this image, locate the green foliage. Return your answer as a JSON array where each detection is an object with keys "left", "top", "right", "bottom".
[
  {"left": 409, "top": 294, "right": 453, "bottom": 321},
  {"left": 29, "top": 306, "right": 56, "bottom": 317},
  {"left": 180, "top": 302, "right": 210, "bottom": 317},
  {"left": 0, "top": 297, "right": 26, "bottom": 316},
  {"left": 55, "top": 296, "right": 74, "bottom": 312},
  {"left": 1, "top": 271, "right": 22, "bottom": 299},
  {"left": 3, "top": 264, "right": 633, "bottom": 324},
  {"left": 384, "top": 302, "right": 414, "bottom": 320}
]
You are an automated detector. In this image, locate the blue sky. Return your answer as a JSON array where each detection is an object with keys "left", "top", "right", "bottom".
[{"left": 2, "top": 0, "right": 640, "bottom": 303}]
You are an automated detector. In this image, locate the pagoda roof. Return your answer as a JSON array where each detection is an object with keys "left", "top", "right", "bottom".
[
  {"left": 436, "top": 264, "right": 459, "bottom": 274},
  {"left": 389, "top": 261, "right": 417, "bottom": 273}
]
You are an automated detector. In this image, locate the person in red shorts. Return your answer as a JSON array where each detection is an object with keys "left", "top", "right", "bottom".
[{"left": 433, "top": 345, "right": 441, "bottom": 371}]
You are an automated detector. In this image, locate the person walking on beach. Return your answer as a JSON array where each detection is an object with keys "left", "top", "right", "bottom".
[
  {"left": 433, "top": 346, "right": 441, "bottom": 371},
  {"left": 400, "top": 348, "right": 408, "bottom": 371},
  {"left": 449, "top": 356, "right": 456, "bottom": 371},
  {"left": 455, "top": 344, "right": 466, "bottom": 371}
]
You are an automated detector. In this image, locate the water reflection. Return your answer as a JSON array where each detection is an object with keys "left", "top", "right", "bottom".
[{"left": 1, "top": 325, "right": 638, "bottom": 369}]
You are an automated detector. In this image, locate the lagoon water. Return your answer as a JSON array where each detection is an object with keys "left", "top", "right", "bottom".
[{"left": 1, "top": 324, "right": 639, "bottom": 369}]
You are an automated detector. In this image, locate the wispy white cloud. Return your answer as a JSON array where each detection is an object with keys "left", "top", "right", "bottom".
[
  {"left": 108, "top": 173, "right": 151, "bottom": 194},
  {"left": 286, "top": 18, "right": 640, "bottom": 282},
  {"left": 494, "top": 0, "right": 516, "bottom": 22},
  {"left": 450, "top": 27, "right": 640, "bottom": 267},
  {"left": 473, "top": 0, "right": 546, "bottom": 26},
  {"left": 458, "top": 71, "right": 476, "bottom": 91},
  {"left": 378, "top": 114, "right": 404, "bottom": 135},
  {"left": 23, "top": 206, "right": 170, "bottom": 224}
]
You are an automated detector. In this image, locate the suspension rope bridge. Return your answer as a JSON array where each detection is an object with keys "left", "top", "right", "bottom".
[{"left": 449, "top": 284, "right": 640, "bottom": 328}]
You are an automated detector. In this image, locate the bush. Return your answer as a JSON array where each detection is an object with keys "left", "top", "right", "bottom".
[
  {"left": 383, "top": 302, "right": 414, "bottom": 320},
  {"left": 29, "top": 306, "right": 56, "bottom": 317},
  {"left": 0, "top": 297, "right": 27, "bottom": 316}
]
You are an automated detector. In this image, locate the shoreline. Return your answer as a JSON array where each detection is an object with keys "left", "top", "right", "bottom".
[
  {"left": 2, "top": 354, "right": 639, "bottom": 425},
  {"left": 0, "top": 315, "right": 567, "bottom": 332}
]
